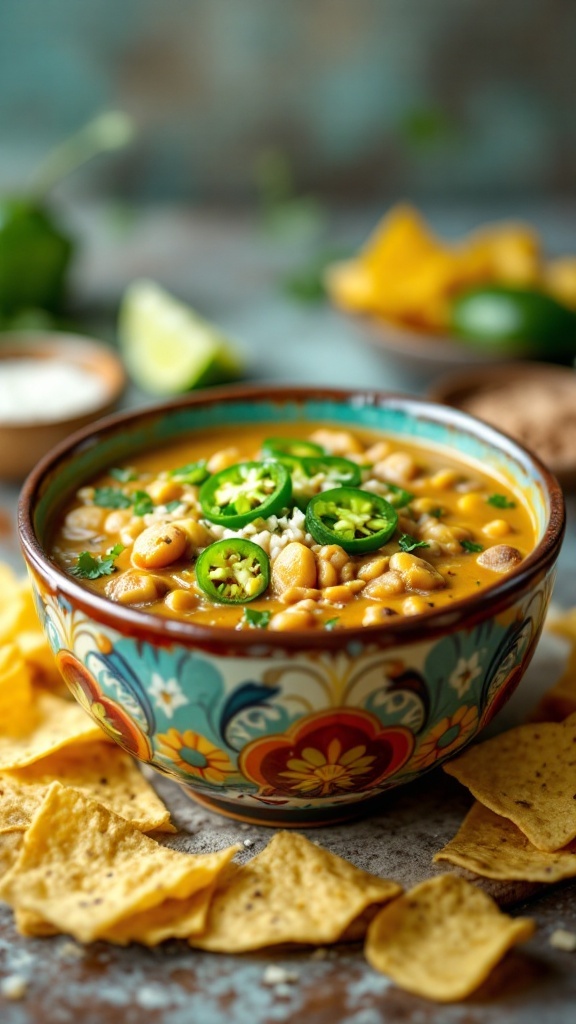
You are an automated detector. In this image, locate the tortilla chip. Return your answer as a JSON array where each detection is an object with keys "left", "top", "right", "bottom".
[
  {"left": 103, "top": 855, "right": 236, "bottom": 946},
  {"left": 0, "top": 782, "right": 238, "bottom": 943},
  {"left": 547, "top": 608, "right": 576, "bottom": 644},
  {"left": 0, "top": 570, "right": 63, "bottom": 690},
  {"left": 444, "top": 714, "right": 576, "bottom": 852},
  {"left": 365, "top": 874, "right": 535, "bottom": 1002},
  {"left": 0, "top": 645, "right": 33, "bottom": 731},
  {"left": 190, "top": 831, "right": 401, "bottom": 952},
  {"left": 434, "top": 802, "right": 576, "bottom": 882},
  {"left": 0, "top": 741, "right": 173, "bottom": 833},
  {"left": 531, "top": 610, "right": 576, "bottom": 722},
  {"left": 0, "top": 831, "right": 23, "bottom": 878},
  {"left": 15, "top": 908, "right": 59, "bottom": 938},
  {"left": 0, "top": 691, "right": 106, "bottom": 770},
  {"left": 18, "top": 856, "right": 236, "bottom": 946}
]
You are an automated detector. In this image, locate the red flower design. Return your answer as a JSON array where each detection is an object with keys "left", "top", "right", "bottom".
[
  {"left": 56, "top": 650, "right": 152, "bottom": 760},
  {"left": 239, "top": 709, "right": 413, "bottom": 799}
]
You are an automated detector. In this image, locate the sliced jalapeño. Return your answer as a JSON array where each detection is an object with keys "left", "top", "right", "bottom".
[
  {"left": 195, "top": 538, "right": 270, "bottom": 604},
  {"left": 199, "top": 460, "right": 291, "bottom": 528},
  {"left": 261, "top": 437, "right": 325, "bottom": 460},
  {"left": 305, "top": 486, "right": 398, "bottom": 553},
  {"left": 288, "top": 455, "right": 362, "bottom": 510}
]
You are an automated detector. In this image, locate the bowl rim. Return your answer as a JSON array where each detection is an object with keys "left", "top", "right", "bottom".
[
  {"left": 0, "top": 330, "right": 126, "bottom": 430},
  {"left": 18, "top": 383, "right": 566, "bottom": 650}
]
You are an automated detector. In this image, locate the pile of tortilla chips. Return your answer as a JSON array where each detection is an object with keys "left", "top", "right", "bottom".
[
  {"left": 436, "top": 609, "right": 576, "bottom": 890},
  {"left": 0, "top": 567, "right": 540, "bottom": 1002},
  {"left": 325, "top": 204, "right": 576, "bottom": 331}
]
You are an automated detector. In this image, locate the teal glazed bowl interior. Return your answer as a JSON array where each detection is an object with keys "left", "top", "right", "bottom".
[{"left": 18, "top": 386, "right": 565, "bottom": 826}]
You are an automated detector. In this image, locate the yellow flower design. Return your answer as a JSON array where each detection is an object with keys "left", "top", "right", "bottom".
[
  {"left": 279, "top": 738, "right": 376, "bottom": 796},
  {"left": 156, "top": 728, "right": 236, "bottom": 784},
  {"left": 411, "top": 705, "right": 478, "bottom": 771}
]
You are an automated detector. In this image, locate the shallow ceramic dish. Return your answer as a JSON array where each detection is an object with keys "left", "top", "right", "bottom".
[
  {"left": 18, "top": 386, "right": 565, "bottom": 826},
  {"left": 0, "top": 332, "right": 125, "bottom": 481},
  {"left": 429, "top": 362, "right": 576, "bottom": 491},
  {"left": 351, "top": 315, "right": 516, "bottom": 385}
]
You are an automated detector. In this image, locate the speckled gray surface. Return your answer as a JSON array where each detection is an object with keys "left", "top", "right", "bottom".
[{"left": 1, "top": 765, "right": 576, "bottom": 1024}]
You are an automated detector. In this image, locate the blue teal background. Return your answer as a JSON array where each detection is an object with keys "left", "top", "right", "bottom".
[{"left": 1, "top": 0, "right": 575, "bottom": 202}]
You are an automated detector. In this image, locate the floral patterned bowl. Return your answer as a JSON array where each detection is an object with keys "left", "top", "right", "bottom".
[{"left": 18, "top": 386, "right": 565, "bottom": 826}]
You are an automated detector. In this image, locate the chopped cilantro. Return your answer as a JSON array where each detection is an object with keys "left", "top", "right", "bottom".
[
  {"left": 93, "top": 487, "right": 132, "bottom": 510},
  {"left": 487, "top": 494, "right": 516, "bottom": 509},
  {"left": 461, "top": 539, "right": 484, "bottom": 553},
  {"left": 429, "top": 507, "right": 444, "bottom": 519},
  {"left": 324, "top": 617, "right": 340, "bottom": 631},
  {"left": 109, "top": 467, "right": 138, "bottom": 483},
  {"left": 169, "top": 460, "right": 210, "bottom": 485},
  {"left": 384, "top": 483, "right": 414, "bottom": 508},
  {"left": 165, "top": 499, "right": 182, "bottom": 513},
  {"left": 398, "top": 534, "right": 430, "bottom": 553},
  {"left": 242, "top": 608, "right": 271, "bottom": 629},
  {"left": 71, "top": 543, "right": 124, "bottom": 580},
  {"left": 132, "top": 491, "right": 154, "bottom": 517}
]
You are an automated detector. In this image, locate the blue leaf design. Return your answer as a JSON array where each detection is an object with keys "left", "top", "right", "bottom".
[{"left": 219, "top": 682, "right": 280, "bottom": 739}]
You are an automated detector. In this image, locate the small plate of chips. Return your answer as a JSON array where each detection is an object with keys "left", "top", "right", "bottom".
[{"left": 326, "top": 204, "right": 576, "bottom": 382}]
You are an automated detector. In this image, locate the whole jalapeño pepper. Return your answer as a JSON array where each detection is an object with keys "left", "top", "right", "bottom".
[{"left": 0, "top": 197, "right": 73, "bottom": 316}]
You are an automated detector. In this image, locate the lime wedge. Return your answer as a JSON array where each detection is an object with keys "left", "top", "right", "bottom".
[{"left": 118, "top": 280, "right": 243, "bottom": 395}]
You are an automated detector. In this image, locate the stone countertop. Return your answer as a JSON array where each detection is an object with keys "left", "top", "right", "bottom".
[{"left": 1, "top": 204, "right": 575, "bottom": 1023}]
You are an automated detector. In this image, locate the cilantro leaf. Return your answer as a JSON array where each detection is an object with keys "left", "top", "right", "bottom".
[
  {"left": 398, "top": 534, "right": 430, "bottom": 553},
  {"left": 384, "top": 482, "right": 414, "bottom": 508},
  {"left": 487, "top": 494, "right": 516, "bottom": 509},
  {"left": 109, "top": 467, "right": 138, "bottom": 483},
  {"left": 71, "top": 543, "right": 125, "bottom": 580},
  {"left": 132, "top": 491, "right": 154, "bottom": 517},
  {"left": 242, "top": 608, "right": 271, "bottom": 629},
  {"left": 93, "top": 487, "right": 132, "bottom": 510},
  {"left": 461, "top": 539, "right": 484, "bottom": 553},
  {"left": 165, "top": 499, "right": 182, "bottom": 513},
  {"left": 324, "top": 617, "right": 340, "bottom": 631},
  {"left": 429, "top": 507, "right": 444, "bottom": 519},
  {"left": 169, "top": 460, "right": 210, "bottom": 485}
]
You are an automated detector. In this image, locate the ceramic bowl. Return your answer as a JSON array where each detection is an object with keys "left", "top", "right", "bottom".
[
  {"left": 0, "top": 332, "right": 126, "bottom": 481},
  {"left": 18, "top": 386, "right": 565, "bottom": 826}
]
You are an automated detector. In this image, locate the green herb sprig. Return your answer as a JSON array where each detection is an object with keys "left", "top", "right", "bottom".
[
  {"left": 398, "top": 534, "right": 430, "bottom": 553},
  {"left": 461, "top": 540, "right": 484, "bottom": 554},
  {"left": 71, "top": 543, "right": 124, "bottom": 580},
  {"left": 242, "top": 608, "right": 271, "bottom": 629},
  {"left": 487, "top": 494, "right": 516, "bottom": 509}
]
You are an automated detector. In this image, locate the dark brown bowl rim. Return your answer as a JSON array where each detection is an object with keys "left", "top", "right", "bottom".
[{"left": 18, "top": 384, "right": 566, "bottom": 651}]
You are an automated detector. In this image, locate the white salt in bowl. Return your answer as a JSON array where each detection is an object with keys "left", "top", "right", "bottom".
[{"left": 0, "top": 332, "right": 126, "bottom": 481}]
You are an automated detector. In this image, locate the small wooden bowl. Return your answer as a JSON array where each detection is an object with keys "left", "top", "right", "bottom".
[
  {"left": 0, "top": 332, "right": 126, "bottom": 481},
  {"left": 428, "top": 362, "right": 576, "bottom": 490}
]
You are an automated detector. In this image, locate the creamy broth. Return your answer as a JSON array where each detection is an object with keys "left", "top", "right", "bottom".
[{"left": 50, "top": 424, "right": 536, "bottom": 631}]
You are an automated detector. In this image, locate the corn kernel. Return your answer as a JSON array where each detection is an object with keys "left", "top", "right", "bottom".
[
  {"left": 457, "top": 493, "right": 487, "bottom": 515},
  {"left": 483, "top": 518, "right": 512, "bottom": 539}
]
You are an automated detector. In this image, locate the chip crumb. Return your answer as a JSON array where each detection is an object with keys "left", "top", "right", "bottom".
[
  {"left": 58, "top": 940, "right": 85, "bottom": 959},
  {"left": 1, "top": 974, "right": 27, "bottom": 1000},
  {"left": 549, "top": 929, "right": 576, "bottom": 952},
  {"left": 262, "top": 965, "right": 299, "bottom": 987}
]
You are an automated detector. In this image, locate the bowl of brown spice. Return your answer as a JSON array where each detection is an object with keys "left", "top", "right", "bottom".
[{"left": 429, "top": 362, "right": 576, "bottom": 490}]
